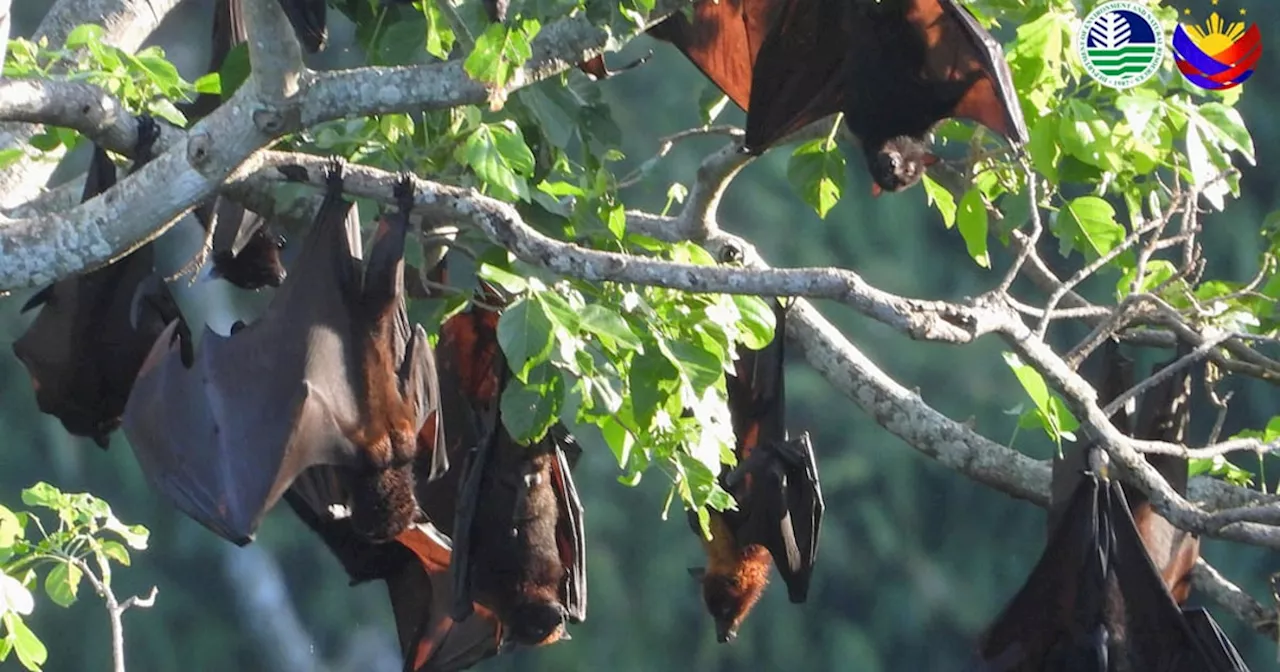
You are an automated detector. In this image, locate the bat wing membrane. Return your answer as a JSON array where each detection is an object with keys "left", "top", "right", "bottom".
[
  {"left": 743, "top": 0, "right": 846, "bottom": 152},
  {"left": 910, "top": 0, "right": 1028, "bottom": 144}
]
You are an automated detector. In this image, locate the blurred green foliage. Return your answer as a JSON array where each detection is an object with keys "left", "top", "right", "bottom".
[{"left": 2, "top": 0, "right": 1280, "bottom": 670}]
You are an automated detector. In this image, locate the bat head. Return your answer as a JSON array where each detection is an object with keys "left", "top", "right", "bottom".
[
  {"left": 867, "top": 137, "right": 935, "bottom": 194},
  {"left": 696, "top": 549, "right": 771, "bottom": 643},
  {"left": 504, "top": 601, "right": 569, "bottom": 647},
  {"left": 209, "top": 230, "right": 287, "bottom": 290}
]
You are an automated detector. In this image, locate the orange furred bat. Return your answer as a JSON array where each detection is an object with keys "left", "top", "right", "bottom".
[
  {"left": 430, "top": 280, "right": 587, "bottom": 651},
  {"left": 744, "top": 0, "right": 1029, "bottom": 194},
  {"left": 969, "top": 342, "right": 1248, "bottom": 671},
  {"left": 12, "top": 118, "right": 187, "bottom": 449},
  {"left": 689, "top": 300, "right": 824, "bottom": 642},
  {"left": 121, "top": 164, "right": 437, "bottom": 545}
]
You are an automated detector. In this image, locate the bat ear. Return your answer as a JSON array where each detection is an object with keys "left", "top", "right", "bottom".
[
  {"left": 687, "top": 566, "right": 706, "bottom": 580},
  {"left": 870, "top": 182, "right": 883, "bottom": 197},
  {"left": 922, "top": 153, "right": 940, "bottom": 168}
]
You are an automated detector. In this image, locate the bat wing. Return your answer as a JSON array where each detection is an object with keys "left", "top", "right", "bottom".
[
  {"left": 1106, "top": 480, "right": 1222, "bottom": 671},
  {"left": 549, "top": 429, "right": 587, "bottom": 622},
  {"left": 395, "top": 526, "right": 502, "bottom": 672},
  {"left": 742, "top": 0, "right": 847, "bottom": 152},
  {"left": 648, "top": 0, "right": 778, "bottom": 111},
  {"left": 908, "top": 0, "right": 1028, "bottom": 144},
  {"left": 12, "top": 146, "right": 180, "bottom": 448},
  {"left": 448, "top": 399, "right": 499, "bottom": 621},
  {"left": 1180, "top": 608, "right": 1251, "bottom": 671},
  {"left": 277, "top": 0, "right": 326, "bottom": 52},
  {"left": 122, "top": 185, "right": 368, "bottom": 544}
]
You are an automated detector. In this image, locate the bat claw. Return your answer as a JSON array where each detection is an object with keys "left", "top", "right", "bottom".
[
  {"left": 323, "top": 156, "right": 346, "bottom": 191},
  {"left": 134, "top": 114, "right": 161, "bottom": 164}
]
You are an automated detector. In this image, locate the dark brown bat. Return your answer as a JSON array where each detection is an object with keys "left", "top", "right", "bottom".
[
  {"left": 121, "top": 164, "right": 435, "bottom": 545},
  {"left": 11, "top": 119, "right": 187, "bottom": 448},
  {"left": 743, "top": 0, "right": 1029, "bottom": 194},
  {"left": 285, "top": 467, "right": 503, "bottom": 672},
  {"left": 971, "top": 448, "right": 1247, "bottom": 671},
  {"left": 647, "top": 0, "right": 782, "bottom": 110},
  {"left": 430, "top": 288, "right": 587, "bottom": 650},
  {"left": 688, "top": 300, "right": 824, "bottom": 643},
  {"left": 970, "top": 344, "right": 1248, "bottom": 671}
]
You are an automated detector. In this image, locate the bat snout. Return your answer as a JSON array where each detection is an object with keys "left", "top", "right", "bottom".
[{"left": 716, "top": 626, "right": 738, "bottom": 644}]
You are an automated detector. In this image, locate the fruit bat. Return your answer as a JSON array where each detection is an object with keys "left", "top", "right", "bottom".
[
  {"left": 688, "top": 300, "right": 824, "bottom": 643},
  {"left": 1126, "top": 343, "right": 1200, "bottom": 605},
  {"left": 647, "top": 0, "right": 783, "bottom": 110},
  {"left": 286, "top": 466, "right": 504, "bottom": 672},
  {"left": 11, "top": 119, "right": 187, "bottom": 448},
  {"left": 430, "top": 287, "right": 588, "bottom": 649},
  {"left": 121, "top": 164, "right": 436, "bottom": 545},
  {"left": 969, "top": 447, "right": 1249, "bottom": 671},
  {"left": 970, "top": 344, "right": 1248, "bottom": 671},
  {"left": 743, "top": 0, "right": 1029, "bottom": 194},
  {"left": 180, "top": 0, "right": 289, "bottom": 290}
]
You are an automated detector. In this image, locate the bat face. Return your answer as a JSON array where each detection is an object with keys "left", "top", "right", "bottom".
[
  {"left": 122, "top": 164, "right": 435, "bottom": 544},
  {"left": 208, "top": 199, "right": 288, "bottom": 290},
  {"left": 12, "top": 141, "right": 185, "bottom": 449},
  {"left": 284, "top": 469, "right": 504, "bottom": 672},
  {"left": 745, "top": 0, "right": 1028, "bottom": 193},
  {"left": 431, "top": 288, "right": 587, "bottom": 652},
  {"left": 691, "top": 301, "right": 824, "bottom": 642}
]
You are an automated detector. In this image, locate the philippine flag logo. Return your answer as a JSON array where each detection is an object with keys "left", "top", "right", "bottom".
[{"left": 1172, "top": 7, "right": 1263, "bottom": 90}]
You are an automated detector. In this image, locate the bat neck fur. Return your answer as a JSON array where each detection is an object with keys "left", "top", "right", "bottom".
[{"left": 699, "top": 511, "right": 771, "bottom": 638}]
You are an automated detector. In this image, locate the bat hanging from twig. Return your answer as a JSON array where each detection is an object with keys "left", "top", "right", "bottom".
[
  {"left": 688, "top": 298, "right": 824, "bottom": 643},
  {"left": 426, "top": 278, "right": 588, "bottom": 651},
  {"left": 969, "top": 341, "right": 1249, "bottom": 671},
  {"left": 743, "top": 0, "right": 1028, "bottom": 195},
  {"left": 12, "top": 118, "right": 188, "bottom": 449},
  {"left": 122, "top": 162, "right": 438, "bottom": 545}
]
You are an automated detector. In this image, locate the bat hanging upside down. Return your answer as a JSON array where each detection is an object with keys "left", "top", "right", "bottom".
[
  {"left": 12, "top": 117, "right": 188, "bottom": 449},
  {"left": 122, "top": 161, "right": 438, "bottom": 545},
  {"left": 969, "top": 341, "right": 1249, "bottom": 671},
  {"left": 688, "top": 297, "right": 824, "bottom": 643}
]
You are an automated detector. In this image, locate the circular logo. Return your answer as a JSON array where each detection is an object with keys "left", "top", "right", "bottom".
[
  {"left": 1077, "top": 1, "right": 1165, "bottom": 89},
  {"left": 1172, "top": 12, "right": 1262, "bottom": 91}
]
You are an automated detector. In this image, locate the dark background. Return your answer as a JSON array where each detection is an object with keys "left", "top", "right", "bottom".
[{"left": 2, "top": 0, "right": 1279, "bottom": 669}]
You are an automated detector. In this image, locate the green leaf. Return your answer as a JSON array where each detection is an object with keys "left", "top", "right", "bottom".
[
  {"left": 192, "top": 73, "right": 221, "bottom": 95},
  {"left": 698, "top": 87, "right": 730, "bottom": 125},
  {"left": 458, "top": 123, "right": 532, "bottom": 201},
  {"left": 0, "top": 574, "right": 34, "bottom": 617},
  {"left": 956, "top": 188, "right": 990, "bottom": 267},
  {"left": 1002, "top": 352, "right": 1079, "bottom": 447},
  {"left": 731, "top": 295, "right": 776, "bottom": 350},
  {"left": 496, "top": 298, "right": 555, "bottom": 380},
  {"left": 423, "top": 1, "right": 457, "bottom": 61},
  {"left": 1116, "top": 260, "right": 1178, "bottom": 299},
  {"left": 630, "top": 347, "right": 679, "bottom": 428},
  {"left": 0, "top": 507, "right": 22, "bottom": 549},
  {"left": 0, "top": 149, "right": 25, "bottom": 171},
  {"left": 787, "top": 138, "right": 845, "bottom": 219},
  {"left": 20, "top": 483, "right": 63, "bottom": 512},
  {"left": 1057, "top": 196, "right": 1123, "bottom": 259},
  {"left": 98, "top": 540, "right": 131, "bottom": 568},
  {"left": 477, "top": 263, "right": 529, "bottom": 294},
  {"left": 43, "top": 561, "right": 81, "bottom": 608},
  {"left": 579, "top": 305, "right": 643, "bottom": 352},
  {"left": 500, "top": 368, "right": 560, "bottom": 443},
  {"left": 666, "top": 340, "right": 723, "bottom": 394},
  {"left": 3, "top": 612, "right": 47, "bottom": 670},
  {"left": 65, "top": 24, "right": 104, "bottom": 49},
  {"left": 922, "top": 175, "right": 957, "bottom": 228},
  {"left": 1059, "top": 100, "right": 1120, "bottom": 171},
  {"left": 1197, "top": 103, "right": 1255, "bottom": 165}
]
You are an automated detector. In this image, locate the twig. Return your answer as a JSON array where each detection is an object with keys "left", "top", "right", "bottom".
[
  {"left": 1100, "top": 331, "right": 1231, "bottom": 418},
  {"left": 617, "top": 125, "right": 743, "bottom": 188},
  {"left": 71, "top": 557, "right": 158, "bottom": 672}
]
